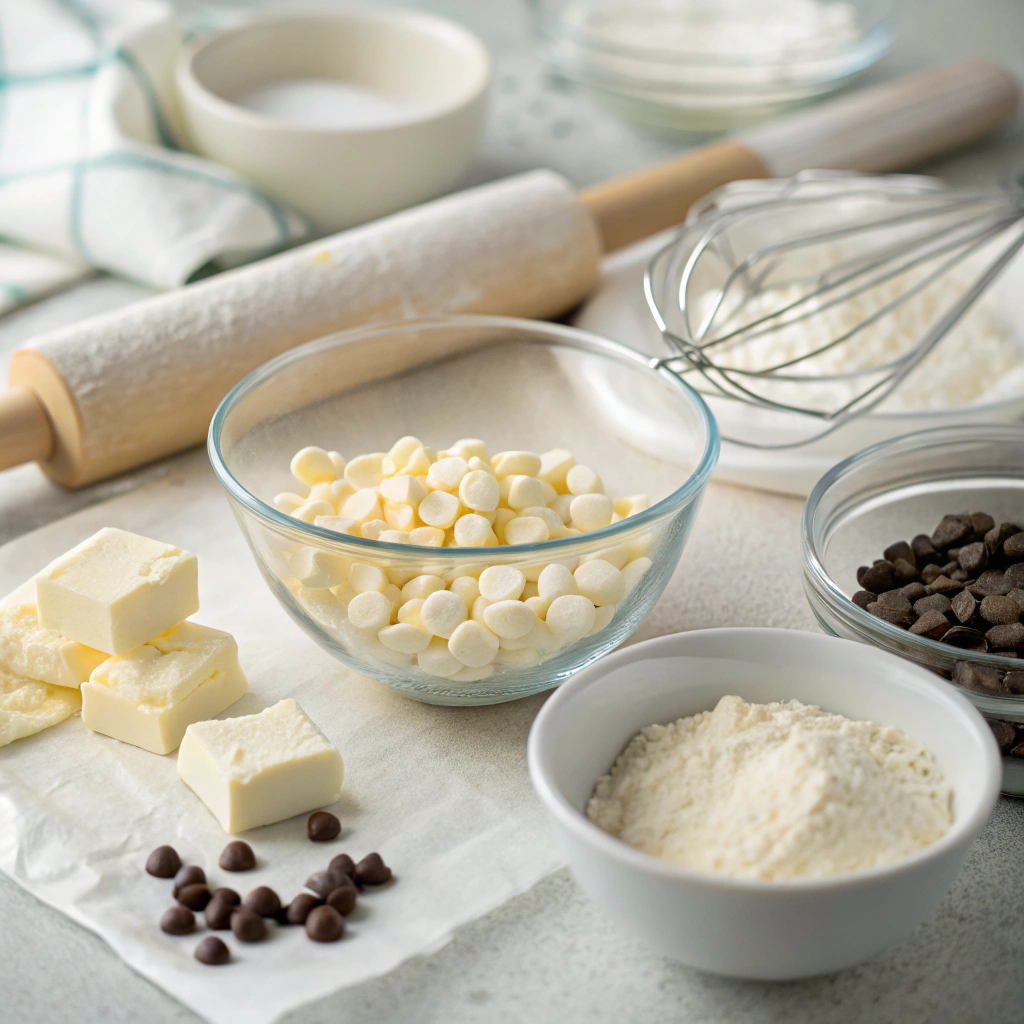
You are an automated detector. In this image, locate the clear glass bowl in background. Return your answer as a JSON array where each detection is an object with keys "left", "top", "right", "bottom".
[
  {"left": 802, "top": 424, "right": 1024, "bottom": 795},
  {"left": 529, "top": 0, "right": 899, "bottom": 130},
  {"left": 209, "top": 316, "right": 719, "bottom": 706}
]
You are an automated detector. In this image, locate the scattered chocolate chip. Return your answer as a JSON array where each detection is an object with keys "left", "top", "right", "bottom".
[
  {"left": 219, "top": 841, "right": 256, "bottom": 872},
  {"left": 985, "top": 523, "right": 1021, "bottom": 556},
  {"left": 172, "top": 864, "right": 205, "bottom": 896},
  {"left": 986, "top": 623, "right": 1024, "bottom": 650},
  {"left": 205, "top": 895, "right": 236, "bottom": 931},
  {"left": 1005, "top": 534, "right": 1024, "bottom": 561},
  {"left": 909, "top": 610, "right": 952, "bottom": 640},
  {"left": 925, "top": 575, "right": 963, "bottom": 596},
  {"left": 883, "top": 541, "right": 914, "bottom": 565},
  {"left": 230, "top": 907, "right": 266, "bottom": 943},
  {"left": 305, "top": 871, "right": 339, "bottom": 898},
  {"left": 987, "top": 719, "right": 1017, "bottom": 753},
  {"left": 856, "top": 565, "right": 870, "bottom": 586},
  {"left": 914, "top": 593, "right": 951, "bottom": 618},
  {"left": 866, "top": 603, "right": 913, "bottom": 628},
  {"left": 952, "top": 660, "right": 1005, "bottom": 693},
  {"left": 951, "top": 590, "right": 977, "bottom": 624},
  {"left": 243, "top": 886, "right": 282, "bottom": 918},
  {"left": 176, "top": 883, "right": 212, "bottom": 912},
  {"left": 860, "top": 561, "right": 896, "bottom": 594},
  {"left": 911, "top": 534, "right": 941, "bottom": 565},
  {"left": 876, "top": 590, "right": 912, "bottom": 612},
  {"left": 940, "top": 626, "right": 989, "bottom": 652},
  {"left": 160, "top": 904, "right": 195, "bottom": 935},
  {"left": 892, "top": 558, "right": 919, "bottom": 582},
  {"left": 285, "top": 893, "right": 323, "bottom": 925},
  {"left": 355, "top": 853, "right": 392, "bottom": 886},
  {"left": 921, "top": 563, "right": 943, "bottom": 585},
  {"left": 325, "top": 883, "right": 357, "bottom": 916},
  {"left": 899, "top": 582, "right": 928, "bottom": 602},
  {"left": 852, "top": 590, "right": 874, "bottom": 610},
  {"left": 195, "top": 936, "right": 230, "bottom": 965},
  {"left": 970, "top": 513, "right": 996, "bottom": 537},
  {"left": 211, "top": 887, "right": 240, "bottom": 907},
  {"left": 308, "top": 811, "right": 342, "bottom": 843},
  {"left": 1005, "top": 670, "right": 1024, "bottom": 695},
  {"left": 305, "top": 905, "right": 345, "bottom": 942},
  {"left": 329, "top": 854, "right": 356, "bottom": 881},
  {"left": 969, "top": 571, "right": 1011, "bottom": 598},
  {"left": 958, "top": 542, "right": 988, "bottom": 575},
  {"left": 979, "top": 595, "right": 1022, "bottom": 626},
  {"left": 146, "top": 845, "right": 182, "bottom": 879},
  {"left": 931, "top": 515, "right": 972, "bottom": 550}
]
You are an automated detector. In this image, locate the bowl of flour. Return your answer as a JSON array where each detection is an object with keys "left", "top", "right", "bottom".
[{"left": 527, "top": 627, "right": 1001, "bottom": 979}]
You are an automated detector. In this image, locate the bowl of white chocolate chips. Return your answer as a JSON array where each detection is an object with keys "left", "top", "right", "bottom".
[{"left": 209, "top": 316, "right": 719, "bottom": 704}]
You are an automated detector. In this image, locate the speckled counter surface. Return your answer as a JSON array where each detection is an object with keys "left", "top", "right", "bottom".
[{"left": 2, "top": 1, "right": 1023, "bottom": 1022}]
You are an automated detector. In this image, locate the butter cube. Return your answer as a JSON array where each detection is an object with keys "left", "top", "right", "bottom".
[
  {"left": 0, "top": 581, "right": 106, "bottom": 689},
  {"left": 36, "top": 528, "right": 199, "bottom": 655},
  {"left": 177, "top": 698, "right": 344, "bottom": 833},
  {"left": 81, "top": 621, "right": 248, "bottom": 755},
  {"left": 0, "top": 665, "right": 82, "bottom": 748}
]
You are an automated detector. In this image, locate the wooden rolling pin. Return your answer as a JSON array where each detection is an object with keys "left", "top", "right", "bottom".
[{"left": 1, "top": 60, "right": 1017, "bottom": 487}]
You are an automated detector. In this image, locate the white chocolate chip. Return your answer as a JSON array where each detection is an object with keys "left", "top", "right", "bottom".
[
  {"left": 506, "top": 476, "right": 547, "bottom": 511},
  {"left": 453, "top": 514, "right": 498, "bottom": 547},
  {"left": 451, "top": 664, "right": 494, "bottom": 683},
  {"left": 570, "top": 493, "right": 614, "bottom": 532},
  {"left": 420, "top": 590, "right": 469, "bottom": 638},
  {"left": 397, "top": 598, "right": 425, "bottom": 626},
  {"left": 378, "top": 530, "right": 410, "bottom": 544},
  {"left": 539, "top": 448, "right": 575, "bottom": 489},
  {"left": 417, "top": 637, "right": 463, "bottom": 677},
  {"left": 273, "top": 492, "right": 306, "bottom": 514},
  {"left": 492, "top": 451, "right": 542, "bottom": 479},
  {"left": 538, "top": 563, "right": 578, "bottom": 601},
  {"left": 626, "top": 533, "right": 652, "bottom": 560},
  {"left": 378, "top": 623, "right": 432, "bottom": 654},
  {"left": 427, "top": 456, "right": 469, "bottom": 492},
  {"left": 402, "top": 575, "right": 445, "bottom": 602},
  {"left": 496, "top": 647, "right": 540, "bottom": 668},
  {"left": 574, "top": 559, "right": 625, "bottom": 606},
  {"left": 380, "top": 474, "right": 427, "bottom": 505},
  {"left": 587, "top": 604, "right": 616, "bottom": 636},
  {"left": 328, "top": 451, "right": 346, "bottom": 476},
  {"left": 459, "top": 471, "right": 500, "bottom": 512},
  {"left": 450, "top": 438, "right": 489, "bottom": 462},
  {"left": 621, "top": 556, "right": 653, "bottom": 595},
  {"left": 344, "top": 452, "right": 387, "bottom": 489},
  {"left": 292, "top": 500, "right": 336, "bottom": 523},
  {"left": 520, "top": 507, "right": 564, "bottom": 534},
  {"left": 546, "top": 594, "right": 597, "bottom": 638},
  {"left": 550, "top": 494, "right": 574, "bottom": 524},
  {"left": 467, "top": 456, "right": 495, "bottom": 476},
  {"left": 448, "top": 620, "right": 499, "bottom": 667},
  {"left": 360, "top": 519, "right": 390, "bottom": 540},
  {"left": 419, "top": 490, "right": 461, "bottom": 528},
  {"left": 383, "top": 501, "right": 418, "bottom": 533},
  {"left": 291, "top": 446, "right": 337, "bottom": 486},
  {"left": 404, "top": 446, "right": 433, "bottom": 476},
  {"left": 315, "top": 515, "right": 361, "bottom": 536},
  {"left": 493, "top": 508, "right": 517, "bottom": 543},
  {"left": 579, "top": 544, "right": 629, "bottom": 570},
  {"left": 614, "top": 494, "right": 651, "bottom": 517},
  {"left": 409, "top": 526, "right": 445, "bottom": 547},
  {"left": 341, "top": 488, "right": 383, "bottom": 525},
  {"left": 328, "top": 479, "right": 355, "bottom": 506},
  {"left": 347, "top": 590, "right": 392, "bottom": 631},
  {"left": 483, "top": 600, "right": 535, "bottom": 639},
  {"left": 504, "top": 517, "right": 549, "bottom": 545},
  {"left": 289, "top": 548, "right": 349, "bottom": 589},
  {"left": 566, "top": 465, "right": 603, "bottom": 495},
  {"left": 387, "top": 436, "right": 423, "bottom": 471},
  {"left": 349, "top": 562, "right": 388, "bottom": 594},
  {"left": 525, "top": 595, "right": 551, "bottom": 618},
  {"left": 382, "top": 583, "right": 403, "bottom": 616},
  {"left": 479, "top": 565, "right": 526, "bottom": 602},
  {"left": 449, "top": 576, "right": 481, "bottom": 606},
  {"left": 470, "top": 595, "right": 491, "bottom": 624},
  {"left": 308, "top": 482, "right": 338, "bottom": 506}
]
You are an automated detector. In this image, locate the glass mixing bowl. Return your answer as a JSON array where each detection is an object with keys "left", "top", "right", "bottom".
[
  {"left": 209, "top": 316, "right": 719, "bottom": 706},
  {"left": 802, "top": 424, "right": 1024, "bottom": 794}
]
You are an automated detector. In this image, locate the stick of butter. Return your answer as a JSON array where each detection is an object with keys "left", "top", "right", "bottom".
[
  {"left": 81, "top": 621, "right": 249, "bottom": 755},
  {"left": 35, "top": 528, "right": 199, "bottom": 655},
  {"left": 177, "top": 698, "right": 344, "bottom": 833},
  {"left": 0, "top": 580, "right": 106, "bottom": 689},
  {"left": 0, "top": 665, "right": 82, "bottom": 748}
]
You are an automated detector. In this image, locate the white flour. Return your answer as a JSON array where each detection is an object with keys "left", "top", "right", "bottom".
[{"left": 587, "top": 695, "right": 952, "bottom": 880}]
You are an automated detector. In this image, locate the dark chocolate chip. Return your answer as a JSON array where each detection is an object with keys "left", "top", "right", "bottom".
[
  {"left": 921, "top": 563, "right": 943, "bottom": 585},
  {"left": 985, "top": 523, "right": 1021, "bottom": 556},
  {"left": 979, "top": 595, "right": 1021, "bottom": 625},
  {"left": 970, "top": 513, "right": 996, "bottom": 537},
  {"left": 305, "top": 871, "right": 338, "bottom": 898},
  {"left": 860, "top": 561, "right": 896, "bottom": 594},
  {"left": 285, "top": 893, "right": 323, "bottom": 925},
  {"left": 987, "top": 719, "right": 1017, "bottom": 753},
  {"left": 866, "top": 603, "right": 913, "bottom": 628},
  {"left": 1005, "top": 534, "right": 1024, "bottom": 561},
  {"left": 325, "top": 882, "right": 357, "bottom": 916},
  {"left": 911, "top": 534, "right": 941, "bottom": 565},
  {"left": 307, "top": 811, "right": 342, "bottom": 843},
  {"left": 940, "top": 626, "right": 989, "bottom": 652},
  {"left": 958, "top": 542, "right": 988, "bottom": 575},
  {"left": 211, "top": 887, "right": 240, "bottom": 907},
  {"left": 176, "top": 883, "right": 212, "bottom": 911},
  {"left": 219, "top": 841, "right": 256, "bottom": 872},
  {"left": 884, "top": 541, "right": 915, "bottom": 566},
  {"left": 969, "top": 570, "right": 1011, "bottom": 597},
  {"left": 146, "top": 845, "right": 182, "bottom": 879},
  {"left": 876, "top": 589, "right": 912, "bottom": 612},
  {"left": 195, "top": 936, "right": 230, "bottom": 965},
  {"left": 329, "top": 854, "right": 356, "bottom": 882},
  {"left": 172, "top": 864, "right": 205, "bottom": 896},
  {"left": 1010, "top": 741, "right": 1024, "bottom": 759},
  {"left": 205, "top": 896, "right": 236, "bottom": 931},
  {"left": 892, "top": 558, "right": 919, "bottom": 582},
  {"left": 986, "top": 622, "right": 1024, "bottom": 649},
  {"left": 951, "top": 590, "right": 977, "bottom": 624},
  {"left": 909, "top": 610, "right": 951, "bottom": 640},
  {"left": 1004, "top": 670, "right": 1024, "bottom": 695},
  {"left": 941, "top": 560, "right": 960, "bottom": 577},
  {"left": 900, "top": 582, "right": 928, "bottom": 602},
  {"left": 949, "top": 568, "right": 970, "bottom": 582},
  {"left": 914, "top": 593, "right": 951, "bottom": 618},
  {"left": 852, "top": 590, "right": 874, "bottom": 610},
  {"left": 230, "top": 907, "right": 266, "bottom": 943},
  {"left": 243, "top": 886, "right": 281, "bottom": 918},
  {"left": 952, "top": 660, "right": 1005, "bottom": 693},
  {"left": 160, "top": 904, "right": 195, "bottom": 935},
  {"left": 856, "top": 565, "right": 870, "bottom": 586},
  {"left": 355, "top": 853, "right": 392, "bottom": 886},
  {"left": 305, "top": 905, "right": 345, "bottom": 942},
  {"left": 925, "top": 576, "right": 963, "bottom": 596},
  {"left": 931, "top": 515, "right": 972, "bottom": 550},
  {"left": 1008, "top": 589, "right": 1024, "bottom": 613},
  {"left": 1007, "top": 563, "right": 1024, "bottom": 589}
]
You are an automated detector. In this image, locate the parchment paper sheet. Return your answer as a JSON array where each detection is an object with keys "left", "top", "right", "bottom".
[{"left": 0, "top": 454, "right": 562, "bottom": 1024}]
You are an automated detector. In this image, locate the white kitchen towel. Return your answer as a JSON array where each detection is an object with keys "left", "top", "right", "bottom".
[
  {"left": 0, "top": 452, "right": 564, "bottom": 1024},
  {"left": 0, "top": 0, "right": 307, "bottom": 314}
]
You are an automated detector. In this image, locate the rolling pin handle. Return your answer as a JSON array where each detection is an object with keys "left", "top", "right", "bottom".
[{"left": 0, "top": 387, "right": 55, "bottom": 472}]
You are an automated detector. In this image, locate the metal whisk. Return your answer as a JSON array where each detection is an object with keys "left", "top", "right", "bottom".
[{"left": 645, "top": 170, "right": 1024, "bottom": 448}]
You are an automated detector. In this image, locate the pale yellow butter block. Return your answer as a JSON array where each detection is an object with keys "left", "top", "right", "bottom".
[
  {"left": 0, "top": 581, "right": 106, "bottom": 690},
  {"left": 35, "top": 528, "right": 199, "bottom": 655},
  {"left": 0, "top": 665, "right": 82, "bottom": 748},
  {"left": 177, "top": 698, "right": 344, "bottom": 833},
  {"left": 81, "top": 621, "right": 248, "bottom": 755}
]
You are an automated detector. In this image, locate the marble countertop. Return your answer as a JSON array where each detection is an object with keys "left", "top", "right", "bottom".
[{"left": 2, "top": 1, "right": 1023, "bottom": 1021}]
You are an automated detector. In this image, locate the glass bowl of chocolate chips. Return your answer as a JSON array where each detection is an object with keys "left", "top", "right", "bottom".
[{"left": 802, "top": 424, "right": 1024, "bottom": 796}]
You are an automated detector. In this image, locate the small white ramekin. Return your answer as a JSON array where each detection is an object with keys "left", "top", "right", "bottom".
[
  {"left": 528, "top": 627, "right": 1000, "bottom": 979},
  {"left": 176, "top": 9, "right": 490, "bottom": 232}
]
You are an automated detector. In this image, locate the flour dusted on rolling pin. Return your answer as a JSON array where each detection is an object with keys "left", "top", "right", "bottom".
[
  {"left": 9, "top": 171, "right": 601, "bottom": 486},
  {"left": 588, "top": 695, "right": 952, "bottom": 880}
]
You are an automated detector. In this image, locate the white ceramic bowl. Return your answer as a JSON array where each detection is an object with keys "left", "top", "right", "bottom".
[
  {"left": 176, "top": 9, "right": 490, "bottom": 232},
  {"left": 528, "top": 628, "right": 1001, "bottom": 979}
]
